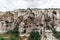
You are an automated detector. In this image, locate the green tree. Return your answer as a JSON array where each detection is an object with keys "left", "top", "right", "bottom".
[
  {"left": 12, "top": 23, "right": 19, "bottom": 37},
  {"left": 29, "top": 30, "right": 41, "bottom": 40},
  {"left": 6, "top": 22, "right": 20, "bottom": 40},
  {"left": 52, "top": 29, "right": 60, "bottom": 40},
  {"left": 8, "top": 35, "right": 19, "bottom": 40},
  {"left": 0, "top": 36, "right": 4, "bottom": 40}
]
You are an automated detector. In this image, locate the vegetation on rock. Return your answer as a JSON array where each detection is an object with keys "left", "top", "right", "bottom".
[{"left": 29, "top": 30, "right": 41, "bottom": 40}]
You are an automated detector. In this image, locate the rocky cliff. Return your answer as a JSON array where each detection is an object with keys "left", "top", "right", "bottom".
[{"left": 0, "top": 8, "right": 60, "bottom": 40}]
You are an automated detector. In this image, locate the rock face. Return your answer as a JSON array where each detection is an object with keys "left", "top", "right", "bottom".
[{"left": 0, "top": 8, "right": 60, "bottom": 40}]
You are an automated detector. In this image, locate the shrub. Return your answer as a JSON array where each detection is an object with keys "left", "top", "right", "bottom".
[
  {"left": 0, "top": 36, "right": 4, "bottom": 40},
  {"left": 29, "top": 30, "right": 41, "bottom": 40}
]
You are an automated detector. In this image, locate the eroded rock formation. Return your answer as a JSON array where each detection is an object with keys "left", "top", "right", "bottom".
[{"left": 0, "top": 8, "right": 60, "bottom": 34}]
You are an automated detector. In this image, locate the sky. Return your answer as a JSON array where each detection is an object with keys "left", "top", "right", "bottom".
[{"left": 0, "top": 0, "right": 60, "bottom": 11}]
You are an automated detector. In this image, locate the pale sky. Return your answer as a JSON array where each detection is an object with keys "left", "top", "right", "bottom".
[{"left": 0, "top": 0, "right": 60, "bottom": 11}]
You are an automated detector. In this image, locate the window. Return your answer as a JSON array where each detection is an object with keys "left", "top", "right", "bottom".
[
  {"left": 23, "top": 25, "right": 28, "bottom": 28},
  {"left": 52, "top": 11, "right": 57, "bottom": 15},
  {"left": 28, "top": 16, "right": 34, "bottom": 21},
  {"left": 29, "top": 25, "right": 31, "bottom": 27},
  {"left": 22, "top": 29, "right": 26, "bottom": 33},
  {"left": 5, "top": 20, "right": 9, "bottom": 24},
  {"left": 40, "top": 24, "right": 43, "bottom": 26},
  {"left": 36, "top": 25, "right": 39, "bottom": 27},
  {"left": 6, "top": 24, "right": 8, "bottom": 27}
]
